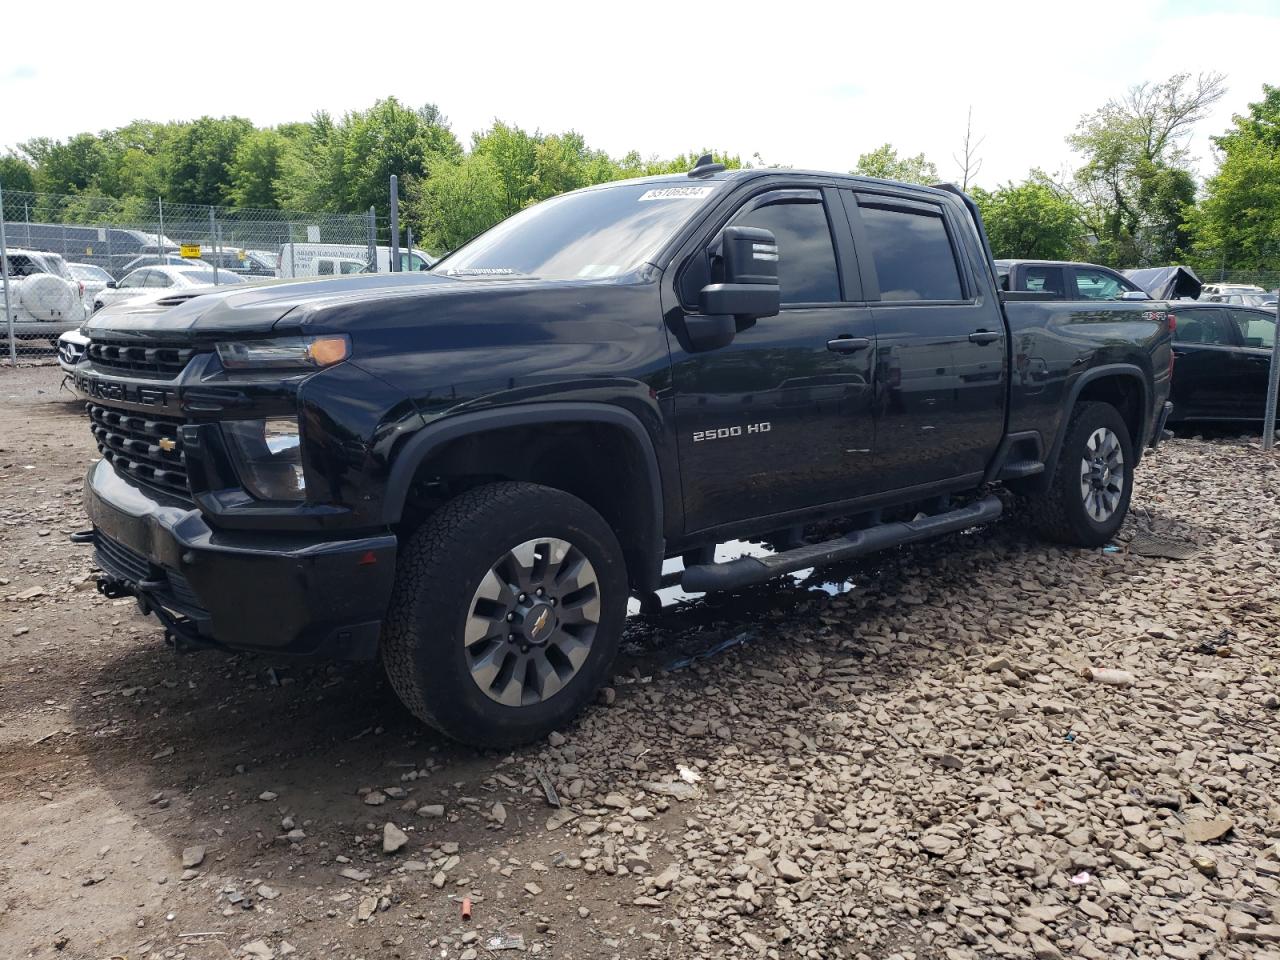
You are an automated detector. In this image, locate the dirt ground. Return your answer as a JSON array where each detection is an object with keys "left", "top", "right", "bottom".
[{"left": 2, "top": 362, "right": 1279, "bottom": 960}]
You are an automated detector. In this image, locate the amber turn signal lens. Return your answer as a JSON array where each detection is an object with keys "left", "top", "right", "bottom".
[{"left": 307, "top": 336, "right": 349, "bottom": 366}]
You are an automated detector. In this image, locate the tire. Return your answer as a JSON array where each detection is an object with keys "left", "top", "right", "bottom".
[
  {"left": 382, "top": 481, "right": 627, "bottom": 748},
  {"left": 18, "top": 275, "right": 77, "bottom": 321},
  {"left": 1027, "top": 401, "right": 1134, "bottom": 547}
]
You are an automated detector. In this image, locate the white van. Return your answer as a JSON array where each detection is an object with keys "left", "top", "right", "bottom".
[{"left": 277, "top": 244, "right": 436, "bottom": 278}]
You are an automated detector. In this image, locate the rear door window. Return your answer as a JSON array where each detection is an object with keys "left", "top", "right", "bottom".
[
  {"left": 1174, "top": 308, "right": 1236, "bottom": 345},
  {"left": 855, "top": 201, "right": 964, "bottom": 302},
  {"left": 1023, "top": 266, "right": 1066, "bottom": 296}
]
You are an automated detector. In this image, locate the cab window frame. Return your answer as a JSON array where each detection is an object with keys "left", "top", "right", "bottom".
[{"left": 844, "top": 190, "right": 973, "bottom": 304}]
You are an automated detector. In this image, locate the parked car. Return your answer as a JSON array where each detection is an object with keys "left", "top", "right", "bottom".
[
  {"left": 996, "top": 259, "right": 1149, "bottom": 300},
  {"left": 57, "top": 327, "right": 89, "bottom": 374},
  {"left": 1168, "top": 301, "right": 1279, "bottom": 424},
  {"left": 1204, "top": 291, "right": 1277, "bottom": 308},
  {"left": 76, "top": 163, "right": 1172, "bottom": 747},
  {"left": 200, "top": 248, "right": 276, "bottom": 277},
  {"left": 118, "top": 254, "right": 211, "bottom": 276},
  {"left": 93, "top": 265, "right": 248, "bottom": 312},
  {"left": 1201, "top": 283, "right": 1265, "bottom": 299},
  {"left": 68, "top": 263, "right": 114, "bottom": 314},
  {"left": 1, "top": 248, "right": 85, "bottom": 344}
]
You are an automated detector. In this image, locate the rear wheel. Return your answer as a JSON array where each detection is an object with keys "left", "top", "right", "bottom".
[
  {"left": 1027, "top": 401, "right": 1133, "bottom": 547},
  {"left": 382, "top": 481, "right": 627, "bottom": 748}
]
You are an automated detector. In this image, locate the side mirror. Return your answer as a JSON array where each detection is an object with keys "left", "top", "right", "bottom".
[
  {"left": 700, "top": 226, "right": 780, "bottom": 320},
  {"left": 105, "top": 280, "right": 117, "bottom": 289},
  {"left": 1119, "top": 289, "right": 1150, "bottom": 301}
]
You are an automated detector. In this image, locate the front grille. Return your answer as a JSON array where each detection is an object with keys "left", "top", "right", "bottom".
[
  {"left": 88, "top": 402, "right": 190, "bottom": 496},
  {"left": 87, "top": 337, "right": 200, "bottom": 379},
  {"left": 93, "top": 530, "right": 206, "bottom": 616}
]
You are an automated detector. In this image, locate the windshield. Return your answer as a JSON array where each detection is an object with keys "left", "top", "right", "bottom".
[{"left": 438, "top": 181, "right": 722, "bottom": 281}]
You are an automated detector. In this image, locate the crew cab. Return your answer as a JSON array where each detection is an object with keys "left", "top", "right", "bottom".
[{"left": 74, "top": 161, "right": 1173, "bottom": 746}]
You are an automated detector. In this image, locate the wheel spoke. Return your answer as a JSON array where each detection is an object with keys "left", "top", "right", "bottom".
[{"left": 468, "top": 643, "right": 509, "bottom": 691}]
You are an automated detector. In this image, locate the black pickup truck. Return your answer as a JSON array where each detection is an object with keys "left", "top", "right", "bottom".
[{"left": 75, "top": 160, "right": 1173, "bottom": 746}]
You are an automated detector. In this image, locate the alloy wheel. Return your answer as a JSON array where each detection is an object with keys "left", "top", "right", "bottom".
[{"left": 1079, "top": 426, "right": 1125, "bottom": 523}]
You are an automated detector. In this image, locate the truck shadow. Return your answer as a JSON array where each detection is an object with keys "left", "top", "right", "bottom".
[{"left": 65, "top": 500, "right": 1206, "bottom": 898}]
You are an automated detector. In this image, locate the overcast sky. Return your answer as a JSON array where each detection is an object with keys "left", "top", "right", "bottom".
[{"left": 2, "top": 0, "right": 1275, "bottom": 190}]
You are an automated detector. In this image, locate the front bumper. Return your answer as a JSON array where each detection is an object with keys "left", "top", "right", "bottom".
[{"left": 84, "top": 459, "right": 396, "bottom": 659}]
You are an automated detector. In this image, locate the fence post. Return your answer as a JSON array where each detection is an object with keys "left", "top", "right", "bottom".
[
  {"left": 208, "top": 206, "right": 219, "bottom": 285},
  {"left": 1264, "top": 295, "right": 1280, "bottom": 451},
  {"left": 368, "top": 206, "right": 377, "bottom": 272},
  {"left": 157, "top": 197, "right": 165, "bottom": 262},
  {"left": 389, "top": 175, "right": 400, "bottom": 273},
  {"left": 0, "top": 180, "right": 15, "bottom": 364},
  {"left": 406, "top": 226, "right": 414, "bottom": 270}
]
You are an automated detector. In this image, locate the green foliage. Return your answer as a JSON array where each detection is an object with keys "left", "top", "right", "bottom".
[
  {"left": 159, "top": 116, "right": 255, "bottom": 205},
  {"left": 853, "top": 143, "right": 938, "bottom": 184},
  {"left": 228, "top": 129, "right": 292, "bottom": 208},
  {"left": 409, "top": 153, "right": 510, "bottom": 253},
  {"left": 1191, "top": 85, "right": 1280, "bottom": 273},
  {"left": 972, "top": 179, "right": 1084, "bottom": 261},
  {"left": 1065, "top": 72, "right": 1224, "bottom": 266},
  {"left": 0, "top": 154, "right": 35, "bottom": 194}
]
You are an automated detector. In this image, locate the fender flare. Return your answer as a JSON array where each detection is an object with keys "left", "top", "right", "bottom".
[
  {"left": 1043, "top": 363, "right": 1150, "bottom": 481},
  {"left": 382, "top": 402, "right": 666, "bottom": 590}
]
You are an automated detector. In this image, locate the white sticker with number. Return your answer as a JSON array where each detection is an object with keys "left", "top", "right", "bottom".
[{"left": 637, "top": 186, "right": 715, "bottom": 201}]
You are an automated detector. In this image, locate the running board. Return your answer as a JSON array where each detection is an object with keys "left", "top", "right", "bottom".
[{"left": 680, "top": 494, "right": 1003, "bottom": 593}]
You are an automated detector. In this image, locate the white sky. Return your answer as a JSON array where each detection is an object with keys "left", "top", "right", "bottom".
[{"left": 2, "top": 0, "right": 1275, "bottom": 190}]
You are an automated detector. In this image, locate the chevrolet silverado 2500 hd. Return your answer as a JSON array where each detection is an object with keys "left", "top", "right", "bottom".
[{"left": 74, "top": 158, "right": 1174, "bottom": 746}]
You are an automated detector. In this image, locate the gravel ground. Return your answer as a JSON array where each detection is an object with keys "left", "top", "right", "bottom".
[{"left": 2, "top": 362, "right": 1280, "bottom": 960}]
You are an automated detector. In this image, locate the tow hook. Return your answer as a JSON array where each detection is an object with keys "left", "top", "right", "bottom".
[
  {"left": 70, "top": 530, "right": 94, "bottom": 545},
  {"left": 96, "top": 576, "right": 134, "bottom": 600}
]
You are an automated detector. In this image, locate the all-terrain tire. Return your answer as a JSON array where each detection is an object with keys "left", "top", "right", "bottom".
[
  {"left": 1027, "top": 401, "right": 1134, "bottom": 547},
  {"left": 381, "top": 481, "right": 627, "bottom": 748}
]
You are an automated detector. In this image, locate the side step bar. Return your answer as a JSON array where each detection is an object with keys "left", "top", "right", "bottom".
[{"left": 680, "top": 494, "right": 1003, "bottom": 593}]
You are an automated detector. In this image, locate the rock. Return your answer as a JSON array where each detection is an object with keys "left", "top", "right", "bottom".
[
  {"left": 1030, "top": 934, "right": 1063, "bottom": 959},
  {"left": 340, "top": 867, "right": 371, "bottom": 882},
  {"left": 653, "top": 864, "right": 680, "bottom": 891},
  {"left": 603, "top": 792, "right": 629, "bottom": 809},
  {"left": 241, "top": 940, "right": 274, "bottom": 960},
  {"left": 548, "top": 731, "right": 566, "bottom": 747},
  {"left": 364, "top": 791, "right": 387, "bottom": 806},
  {"left": 1105, "top": 926, "right": 1135, "bottom": 945},
  {"left": 775, "top": 858, "right": 805, "bottom": 883},
  {"left": 1183, "top": 817, "right": 1234, "bottom": 843},
  {"left": 1100, "top": 876, "right": 1131, "bottom": 896},
  {"left": 491, "top": 802, "right": 507, "bottom": 826},
  {"left": 417, "top": 804, "right": 445, "bottom": 818},
  {"left": 741, "top": 931, "right": 768, "bottom": 954},
  {"left": 383, "top": 822, "right": 409, "bottom": 854},
  {"left": 258, "top": 791, "right": 278, "bottom": 802},
  {"left": 1192, "top": 853, "right": 1217, "bottom": 876},
  {"left": 920, "top": 833, "right": 955, "bottom": 856},
  {"left": 181, "top": 845, "right": 205, "bottom": 868},
  {"left": 357, "top": 896, "right": 377, "bottom": 921},
  {"left": 524, "top": 881, "right": 542, "bottom": 896},
  {"left": 627, "top": 806, "right": 654, "bottom": 821},
  {"left": 256, "top": 884, "right": 280, "bottom": 900}
]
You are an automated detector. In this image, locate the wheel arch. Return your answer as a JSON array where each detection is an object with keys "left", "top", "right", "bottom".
[
  {"left": 1041, "top": 364, "right": 1149, "bottom": 487},
  {"left": 384, "top": 403, "right": 666, "bottom": 592}
]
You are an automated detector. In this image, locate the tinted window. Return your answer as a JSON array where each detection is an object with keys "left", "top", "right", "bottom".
[
  {"left": 1024, "top": 266, "right": 1066, "bottom": 296},
  {"left": 1174, "top": 309, "right": 1234, "bottom": 345},
  {"left": 857, "top": 203, "right": 963, "bottom": 302},
  {"left": 1074, "top": 268, "right": 1135, "bottom": 300},
  {"left": 317, "top": 260, "right": 334, "bottom": 275},
  {"left": 1232, "top": 309, "right": 1275, "bottom": 348},
  {"left": 340, "top": 261, "right": 364, "bottom": 275},
  {"left": 120, "top": 269, "right": 148, "bottom": 288},
  {"left": 731, "top": 198, "right": 840, "bottom": 304},
  {"left": 147, "top": 271, "right": 172, "bottom": 287}
]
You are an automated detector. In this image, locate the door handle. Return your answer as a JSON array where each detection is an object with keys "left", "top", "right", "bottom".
[
  {"left": 968, "top": 330, "right": 1002, "bottom": 345},
  {"left": 827, "top": 337, "right": 871, "bottom": 353}
]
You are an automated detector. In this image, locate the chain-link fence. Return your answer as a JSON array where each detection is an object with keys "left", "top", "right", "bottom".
[{"left": 1, "top": 186, "right": 386, "bottom": 363}]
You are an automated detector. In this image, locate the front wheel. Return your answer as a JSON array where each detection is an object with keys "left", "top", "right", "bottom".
[
  {"left": 1026, "top": 401, "right": 1134, "bottom": 547},
  {"left": 381, "top": 481, "right": 627, "bottom": 748}
]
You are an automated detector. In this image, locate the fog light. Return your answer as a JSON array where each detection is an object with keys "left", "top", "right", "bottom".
[{"left": 222, "top": 419, "right": 305, "bottom": 501}]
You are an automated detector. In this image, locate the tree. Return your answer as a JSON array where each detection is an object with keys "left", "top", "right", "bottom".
[
  {"left": 409, "top": 153, "right": 510, "bottom": 253},
  {"left": 972, "top": 179, "right": 1084, "bottom": 260},
  {"left": 21, "top": 133, "right": 110, "bottom": 195},
  {"left": 953, "top": 107, "right": 985, "bottom": 190},
  {"left": 1065, "top": 72, "right": 1226, "bottom": 266},
  {"left": 228, "top": 129, "right": 292, "bottom": 208},
  {"left": 159, "top": 116, "right": 255, "bottom": 205},
  {"left": 1189, "top": 84, "right": 1280, "bottom": 273},
  {"left": 853, "top": 143, "right": 938, "bottom": 184},
  {"left": 0, "top": 154, "right": 36, "bottom": 194}
]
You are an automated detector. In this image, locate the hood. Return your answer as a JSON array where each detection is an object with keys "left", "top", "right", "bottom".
[
  {"left": 1123, "top": 265, "right": 1202, "bottom": 301},
  {"left": 84, "top": 273, "right": 461, "bottom": 339}
]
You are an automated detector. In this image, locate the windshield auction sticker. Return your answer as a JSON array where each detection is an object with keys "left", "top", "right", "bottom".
[{"left": 637, "top": 186, "right": 715, "bottom": 201}]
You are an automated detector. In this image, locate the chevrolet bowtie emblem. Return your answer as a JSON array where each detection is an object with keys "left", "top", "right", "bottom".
[
  {"left": 158, "top": 438, "right": 177, "bottom": 452},
  {"left": 532, "top": 608, "right": 551, "bottom": 636}
]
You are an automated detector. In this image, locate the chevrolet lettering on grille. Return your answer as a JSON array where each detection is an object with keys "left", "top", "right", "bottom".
[{"left": 75, "top": 374, "right": 173, "bottom": 408}]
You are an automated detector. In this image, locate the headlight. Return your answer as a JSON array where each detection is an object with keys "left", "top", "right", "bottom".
[
  {"left": 222, "top": 418, "right": 306, "bottom": 501},
  {"left": 216, "top": 335, "right": 349, "bottom": 370}
]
